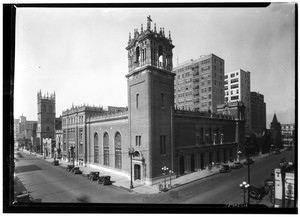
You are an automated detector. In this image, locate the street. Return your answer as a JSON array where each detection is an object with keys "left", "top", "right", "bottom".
[
  {"left": 14, "top": 149, "right": 294, "bottom": 204},
  {"left": 14, "top": 151, "right": 151, "bottom": 203},
  {"left": 145, "top": 150, "right": 294, "bottom": 204}
]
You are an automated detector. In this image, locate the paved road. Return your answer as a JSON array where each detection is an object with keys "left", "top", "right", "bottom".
[
  {"left": 15, "top": 150, "right": 294, "bottom": 204},
  {"left": 15, "top": 151, "right": 152, "bottom": 203},
  {"left": 145, "top": 150, "right": 294, "bottom": 204}
]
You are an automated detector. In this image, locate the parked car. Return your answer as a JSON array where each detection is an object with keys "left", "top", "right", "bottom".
[
  {"left": 98, "top": 176, "right": 112, "bottom": 185},
  {"left": 71, "top": 167, "right": 83, "bottom": 174},
  {"left": 249, "top": 186, "right": 268, "bottom": 200},
  {"left": 66, "top": 164, "right": 74, "bottom": 172},
  {"left": 13, "top": 192, "right": 32, "bottom": 204},
  {"left": 230, "top": 162, "right": 243, "bottom": 169},
  {"left": 286, "top": 146, "right": 293, "bottom": 151},
  {"left": 219, "top": 165, "right": 231, "bottom": 173},
  {"left": 87, "top": 171, "right": 100, "bottom": 181},
  {"left": 52, "top": 160, "right": 59, "bottom": 166},
  {"left": 275, "top": 149, "right": 281, "bottom": 154},
  {"left": 244, "top": 158, "right": 254, "bottom": 165}
]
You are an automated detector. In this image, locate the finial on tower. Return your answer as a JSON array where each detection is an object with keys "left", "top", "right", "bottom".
[
  {"left": 154, "top": 23, "right": 157, "bottom": 33},
  {"left": 141, "top": 24, "right": 143, "bottom": 32},
  {"left": 129, "top": 32, "right": 131, "bottom": 42},
  {"left": 147, "top": 15, "right": 152, "bottom": 30},
  {"left": 169, "top": 31, "right": 172, "bottom": 40},
  {"left": 163, "top": 28, "right": 165, "bottom": 36}
]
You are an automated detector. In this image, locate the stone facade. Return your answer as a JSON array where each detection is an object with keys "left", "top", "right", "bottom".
[{"left": 36, "top": 90, "right": 56, "bottom": 153}]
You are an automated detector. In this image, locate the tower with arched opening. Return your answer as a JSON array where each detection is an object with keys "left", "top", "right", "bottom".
[
  {"left": 37, "top": 90, "right": 56, "bottom": 154},
  {"left": 126, "top": 16, "right": 175, "bottom": 185}
]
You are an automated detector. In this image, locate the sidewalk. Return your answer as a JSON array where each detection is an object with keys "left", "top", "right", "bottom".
[{"left": 20, "top": 149, "right": 275, "bottom": 196}]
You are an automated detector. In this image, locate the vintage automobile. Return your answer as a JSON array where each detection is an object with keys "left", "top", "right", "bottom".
[
  {"left": 71, "top": 167, "right": 83, "bottom": 174},
  {"left": 249, "top": 186, "right": 268, "bottom": 200},
  {"left": 243, "top": 158, "right": 254, "bottom": 165},
  {"left": 275, "top": 149, "right": 281, "bottom": 154},
  {"left": 66, "top": 164, "right": 75, "bottom": 172},
  {"left": 98, "top": 176, "right": 112, "bottom": 185},
  {"left": 87, "top": 171, "right": 100, "bottom": 181},
  {"left": 219, "top": 164, "right": 231, "bottom": 173},
  {"left": 230, "top": 162, "right": 243, "bottom": 169},
  {"left": 13, "top": 191, "right": 32, "bottom": 204},
  {"left": 52, "top": 160, "right": 59, "bottom": 166}
]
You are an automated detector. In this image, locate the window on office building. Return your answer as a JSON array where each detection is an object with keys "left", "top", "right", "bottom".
[{"left": 231, "top": 95, "right": 239, "bottom": 100}]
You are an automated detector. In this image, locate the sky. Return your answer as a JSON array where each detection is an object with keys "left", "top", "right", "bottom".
[{"left": 14, "top": 3, "right": 296, "bottom": 127}]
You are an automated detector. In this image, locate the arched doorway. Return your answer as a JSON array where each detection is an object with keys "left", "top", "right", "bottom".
[
  {"left": 179, "top": 156, "right": 185, "bottom": 175},
  {"left": 134, "top": 164, "right": 141, "bottom": 180}
]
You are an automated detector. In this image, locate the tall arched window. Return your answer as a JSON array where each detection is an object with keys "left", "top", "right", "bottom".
[
  {"left": 42, "top": 105, "right": 46, "bottom": 113},
  {"left": 158, "top": 46, "right": 163, "bottom": 66},
  {"left": 94, "top": 133, "right": 99, "bottom": 163},
  {"left": 115, "top": 132, "right": 122, "bottom": 169},
  {"left": 49, "top": 105, "right": 52, "bottom": 113},
  {"left": 136, "top": 46, "right": 140, "bottom": 63},
  {"left": 103, "top": 132, "right": 109, "bottom": 166}
]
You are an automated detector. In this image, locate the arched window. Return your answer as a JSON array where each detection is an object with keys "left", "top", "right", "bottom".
[
  {"left": 115, "top": 132, "right": 122, "bottom": 169},
  {"left": 103, "top": 132, "right": 109, "bottom": 166},
  {"left": 136, "top": 46, "right": 140, "bottom": 63},
  {"left": 94, "top": 133, "right": 99, "bottom": 163},
  {"left": 49, "top": 105, "right": 52, "bottom": 113},
  {"left": 158, "top": 46, "right": 163, "bottom": 66},
  {"left": 42, "top": 105, "right": 46, "bottom": 113}
]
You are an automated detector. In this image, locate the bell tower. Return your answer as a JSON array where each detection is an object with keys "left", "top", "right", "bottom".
[
  {"left": 126, "top": 16, "right": 175, "bottom": 185},
  {"left": 37, "top": 90, "right": 56, "bottom": 154}
]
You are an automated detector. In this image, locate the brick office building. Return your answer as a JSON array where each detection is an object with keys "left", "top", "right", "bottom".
[{"left": 60, "top": 16, "right": 245, "bottom": 185}]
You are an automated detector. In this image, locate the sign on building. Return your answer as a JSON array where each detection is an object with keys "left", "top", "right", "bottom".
[{"left": 285, "top": 173, "right": 294, "bottom": 200}]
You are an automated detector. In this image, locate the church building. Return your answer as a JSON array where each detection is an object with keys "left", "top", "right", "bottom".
[{"left": 57, "top": 16, "right": 245, "bottom": 186}]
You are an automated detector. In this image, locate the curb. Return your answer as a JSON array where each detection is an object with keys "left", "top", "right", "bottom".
[{"left": 163, "top": 170, "right": 220, "bottom": 193}]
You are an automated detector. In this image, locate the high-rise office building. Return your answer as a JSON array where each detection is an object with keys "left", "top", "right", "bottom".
[
  {"left": 173, "top": 54, "right": 225, "bottom": 112},
  {"left": 225, "top": 69, "right": 251, "bottom": 130},
  {"left": 250, "top": 91, "right": 266, "bottom": 134}
]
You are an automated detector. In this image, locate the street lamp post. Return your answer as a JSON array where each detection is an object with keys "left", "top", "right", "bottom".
[
  {"left": 128, "top": 147, "right": 135, "bottom": 189},
  {"left": 237, "top": 150, "right": 242, "bottom": 162},
  {"left": 279, "top": 159, "right": 287, "bottom": 208},
  {"left": 169, "top": 170, "right": 173, "bottom": 189},
  {"left": 162, "top": 166, "right": 168, "bottom": 191},
  {"left": 270, "top": 144, "right": 274, "bottom": 155},
  {"left": 239, "top": 181, "right": 250, "bottom": 206}
]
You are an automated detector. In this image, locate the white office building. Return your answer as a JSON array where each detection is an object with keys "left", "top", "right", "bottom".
[{"left": 225, "top": 69, "right": 251, "bottom": 131}]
